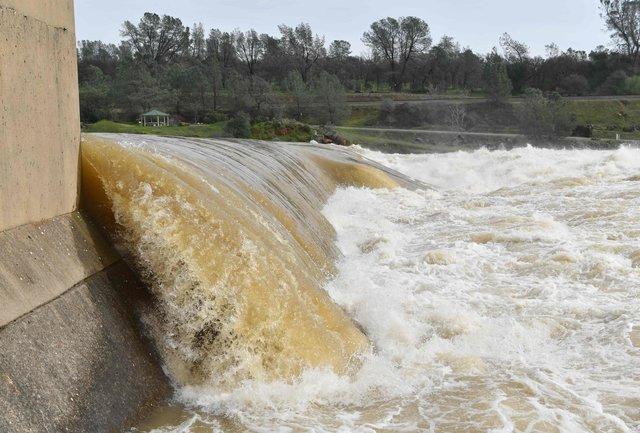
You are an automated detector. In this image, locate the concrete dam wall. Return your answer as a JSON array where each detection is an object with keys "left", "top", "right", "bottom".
[
  {"left": 0, "top": 1, "right": 170, "bottom": 431},
  {"left": 0, "top": 0, "right": 79, "bottom": 232}
]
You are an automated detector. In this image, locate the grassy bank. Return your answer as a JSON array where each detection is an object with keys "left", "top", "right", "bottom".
[
  {"left": 84, "top": 120, "right": 228, "bottom": 138},
  {"left": 568, "top": 99, "right": 640, "bottom": 139},
  {"left": 83, "top": 119, "right": 316, "bottom": 142},
  {"left": 342, "top": 97, "right": 640, "bottom": 140}
]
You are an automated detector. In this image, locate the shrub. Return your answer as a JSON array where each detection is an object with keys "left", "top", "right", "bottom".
[
  {"left": 379, "top": 99, "right": 395, "bottom": 125},
  {"left": 625, "top": 75, "right": 640, "bottom": 95},
  {"left": 560, "top": 74, "right": 589, "bottom": 96},
  {"left": 599, "top": 70, "right": 629, "bottom": 95},
  {"left": 251, "top": 119, "right": 314, "bottom": 142},
  {"left": 519, "top": 88, "right": 576, "bottom": 139},
  {"left": 224, "top": 112, "right": 252, "bottom": 138}
]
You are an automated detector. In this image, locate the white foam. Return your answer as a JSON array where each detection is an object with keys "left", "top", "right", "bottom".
[{"left": 172, "top": 145, "right": 640, "bottom": 432}]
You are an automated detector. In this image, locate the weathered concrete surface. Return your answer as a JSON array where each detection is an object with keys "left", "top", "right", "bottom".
[
  {"left": 0, "top": 212, "right": 119, "bottom": 327},
  {"left": 0, "top": 262, "right": 171, "bottom": 433},
  {"left": 0, "top": 1, "right": 171, "bottom": 431},
  {"left": 0, "top": 0, "right": 75, "bottom": 29},
  {"left": 0, "top": 0, "right": 80, "bottom": 232}
]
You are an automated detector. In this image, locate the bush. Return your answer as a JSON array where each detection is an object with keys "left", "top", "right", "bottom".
[
  {"left": 224, "top": 112, "right": 252, "bottom": 138},
  {"left": 599, "top": 70, "right": 629, "bottom": 95},
  {"left": 379, "top": 99, "right": 395, "bottom": 125},
  {"left": 625, "top": 75, "right": 640, "bottom": 95},
  {"left": 251, "top": 119, "right": 314, "bottom": 142},
  {"left": 519, "top": 88, "right": 576, "bottom": 139},
  {"left": 561, "top": 74, "right": 589, "bottom": 96}
]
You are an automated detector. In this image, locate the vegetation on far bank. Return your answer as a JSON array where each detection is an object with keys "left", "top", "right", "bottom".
[
  {"left": 84, "top": 120, "right": 227, "bottom": 137},
  {"left": 78, "top": 2, "right": 640, "bottom": 143},
  {"left": 83, "top": 118, "right": 316, "bottom": 142},
  {"left": 85, "top": 93, "right": 640, "bottom": 143}
]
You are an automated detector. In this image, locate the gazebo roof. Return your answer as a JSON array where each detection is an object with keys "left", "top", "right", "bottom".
[{"left": 142, "top": 109, "right": 170, "bottom": 117}]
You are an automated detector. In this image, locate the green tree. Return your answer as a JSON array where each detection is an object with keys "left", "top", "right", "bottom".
[
  {"left": 328, "top": 40, "right": 352, "bottom": 60},
  {"left": 227, "top": 73, "right": 280, "bottom": 120},
  {"left": 284, "top": 71, "right": 312, "bottom": 120},
  {"left": 483, "top": 49, "right": 513, "bottom": 104},
  {"left": 600, "top": 0, "right": 640, "bottom": 67},
  {"left": 599, "top": 70, "right": 629, "bottom": 94},
  {"left": 225, "top": 111, "right": 252, "bottom": 138},
  {"left": 79, "top": 66, "right": 112, "bottom": 122},
  {"left": 191, "top": 23, "right": 206, "bottom": 60},
  {"left": 561, "top": 74, "right": 590, "bottom": 96},
  {"left": 499, "top": 33, "right": 535, "bottom": 93},
  {"left": 112, "top": 62, "right": 174, "bottom": 120},
  {"left": 312, "top": 72, "right": 349, "bottom": 124},
  {"left": 121, "top": 13, "right": 190, "bottom": 68},
  {"left": 362, "top": 16, "right": 431, "bottom": 91}
]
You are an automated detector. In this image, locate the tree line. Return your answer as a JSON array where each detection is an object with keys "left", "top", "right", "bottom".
[{"left": 78, "top": 1, "right": 640, "bottom": 127}]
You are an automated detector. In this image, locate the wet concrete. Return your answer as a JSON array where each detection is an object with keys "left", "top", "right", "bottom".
[
  {"left": 0, "top": 261, "right": 170, "bottom": 433},
  {"left": 0, "top": 212, "right": 119, "bottom": 327}
]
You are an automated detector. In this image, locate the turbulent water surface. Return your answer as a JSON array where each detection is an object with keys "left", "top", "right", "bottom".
[{"left": 84, "top": 136, "right": 640, "bottom": 433}]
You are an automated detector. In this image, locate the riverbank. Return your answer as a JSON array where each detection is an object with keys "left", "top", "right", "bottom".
[
  {"left": 337, "top": 126, "right": 633, "bottom": 154},
  {"left": 343, "top": 95, "right": 640, "bottom": 141}
]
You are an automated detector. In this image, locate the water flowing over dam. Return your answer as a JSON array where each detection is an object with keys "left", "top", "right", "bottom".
[
  {"left": 82, "top": 135, "right": 640, "bottom": 433},
  {"left": 81, "top": 134, "right": 402, "bottom": 388}
]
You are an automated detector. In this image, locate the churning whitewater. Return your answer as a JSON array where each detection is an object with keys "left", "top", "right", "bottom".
[{"left": 83, "top": 136, "right": 640, "bottom": 433}]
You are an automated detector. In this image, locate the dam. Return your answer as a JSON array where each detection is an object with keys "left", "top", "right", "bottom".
[{"left": 2, "top": 1, "right": 640, "bottom": 432}]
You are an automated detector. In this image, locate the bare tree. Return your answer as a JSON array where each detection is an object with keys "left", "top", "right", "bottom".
[
  {"left": 448, "top": 104, "right": 467, "bottom": 131},
  {"left": 234, "top": 29, "right": 264, "bottom": 76},
  {"left": 600, "top": 0, "right": 640, "bottom": 66},
  {"left": 499, "top": 33, "right": 530, "bottom": 62},
  {"left": 545, "top": 42, "right": 561, "bottom": 58},
  {"left": 362, "top": 16, "right": 432, "bottom": 91}
]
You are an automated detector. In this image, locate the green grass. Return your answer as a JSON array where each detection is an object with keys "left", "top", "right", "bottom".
[
  {"left": 568, "top": 99, "right": 640, "bottom": 139},
  {"left": 345, "top": 92, "right": 484, "bottom": 103},
  {"left": 84, "top": 119, "right": 317, "bottom": 142},
  {"left": 342, "top": 106, "right": 379, "bottom": 127},
  {"left": 84, "top": 120, "right": 228, "bottom": 138},
  {"left": 340, "top": 98, "right": 640, "bottom": 140},
  {"left": 251, "top": 120, "right": 315, "bottom": 142}
]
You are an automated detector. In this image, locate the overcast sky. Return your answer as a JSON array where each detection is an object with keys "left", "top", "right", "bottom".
[{"left": 75, "top": 0, "right": 611, "bottom": 56}]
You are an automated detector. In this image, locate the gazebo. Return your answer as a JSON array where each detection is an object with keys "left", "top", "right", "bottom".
[{"left": 141, "top": 109, "right": 170, "bottom": 127}]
